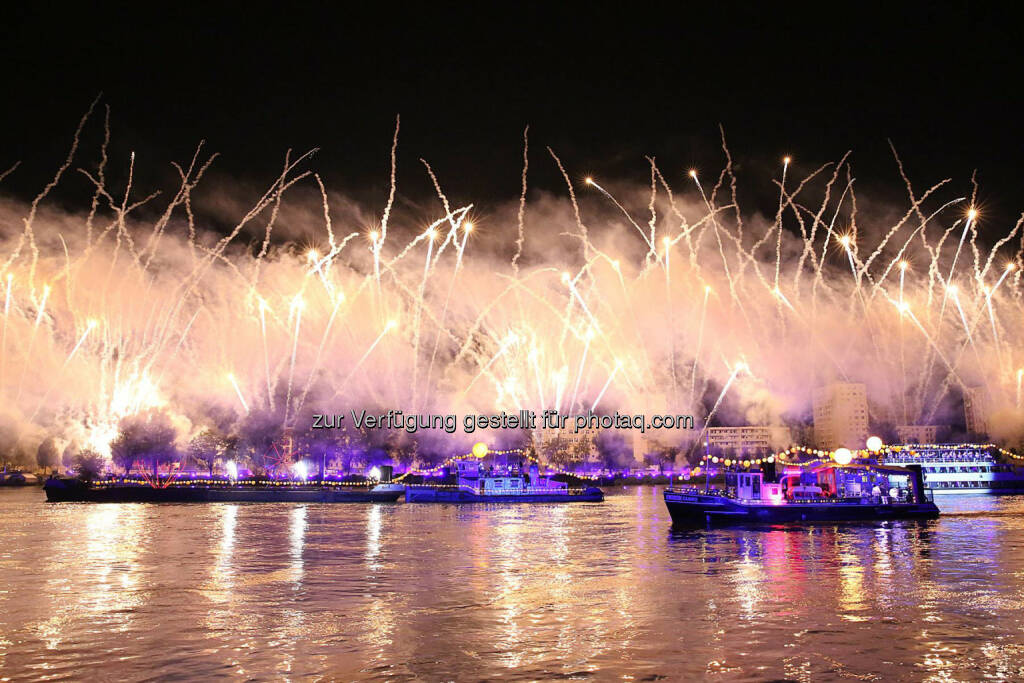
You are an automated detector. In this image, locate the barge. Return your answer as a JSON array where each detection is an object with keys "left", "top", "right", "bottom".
[
  {"left": 44, "top": 477, "right": 405, "bottom": 503},
  {"left": 665, "top": 460, "right": 938, "bottom": 526}
]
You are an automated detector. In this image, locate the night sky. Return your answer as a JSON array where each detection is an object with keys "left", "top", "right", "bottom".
[{"left": 3, "top": 4, "right": 1022, "bottom": 230}]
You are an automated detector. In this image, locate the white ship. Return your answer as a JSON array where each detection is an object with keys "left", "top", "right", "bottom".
[{"left": 881, "top": 444, "right": 1024, "bottom": 494}]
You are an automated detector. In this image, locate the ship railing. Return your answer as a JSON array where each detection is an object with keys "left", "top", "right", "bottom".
[
  {"left": 667, "top": 486, "right": 721, "bottom": 497},
  {"left": 458, "top": 483, "right": 583, "bottom": 495},
  {"left": 732, "top": 494, "right": 921, "bottom": 506}
]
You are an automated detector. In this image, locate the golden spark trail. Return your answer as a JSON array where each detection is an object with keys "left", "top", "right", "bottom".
[
  {"left": 411, "top": 228, "right": 437, "bottom": 409},
  {"left": 283, "top": 296, "right": 304, "bottom": 424},
  {"left": 568, "top": 327, "right": 593, "bottom": 413},
  {"left": 689, "top": 285, "right": 711, "bottom": 404},
  {"left": 1, "top": 274, "right": 11, "bottom": 389},
  {"left": 1017, "top": 368, "right": 1023, "bottom": 409},
  {"left": 259, "top": 299, "right": 274, "bottom": 410},
  {"left": 590, "top": 360, "right": 621, "bottom": 413},
  {"left": 28, "top": 319, "right": 97, "bottom": 421},
  {"left": 295, "top": 291, "right": 345, "bottom": 417},
  {"left": 16, "top": 284, "right": 50, "bottom": 401},
  {"left": 227, "top": 372, "right": 249, "bottom": 414},
  {"left": 774, "top": 156, "right": 790, "bottom": 292},
  {"left": 690, "top": 362, "right": 747, "bottom": 457},
  {"left": 328, "top": 321, "right": 396, "bottom": 402},
  {"left": 584, "top": 177, "right": 654, "bottom": 250},
  {"left": 423, "top": 221, "right": 472, "bottom": 410}
]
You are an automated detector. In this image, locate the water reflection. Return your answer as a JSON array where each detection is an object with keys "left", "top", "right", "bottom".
[
  {"left": 365, "top": 503, "right": 381, "bottom": 569},
  {"left": 289, "top": 504, "right": 307, "bottom": 584},
  {"left": 206, "top": 503, "right": 237, "bottom": 604},
  {"left": 1, "top": 487, "right": 1024, "bottom": 679}
]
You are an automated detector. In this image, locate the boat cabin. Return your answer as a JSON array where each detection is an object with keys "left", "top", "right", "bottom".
[
  {"left": 480, "top": 476, "right": 524, "bottom": 491},
  {"left": 455, "top": 459, "right": 482, "bottom": 478},
  {"left": 729, "top": 462, "right": 924, "bottom": 503},
  {"left": 734, "top": 471, "right": 785, "bottom": 503},
  {"left": 451, "top": 457, "right": 568, "bottom": 494}
]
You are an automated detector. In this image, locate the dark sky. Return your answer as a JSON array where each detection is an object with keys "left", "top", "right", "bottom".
[{"left": 2, "top": 3, "right": 1022, "bottom": 229}]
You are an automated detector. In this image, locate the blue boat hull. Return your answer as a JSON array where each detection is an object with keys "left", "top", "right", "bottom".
[
  {"left": 406, "top": 486, "right": 604, "bottom": 503},
  {"left": 664, "top": 490, "right": 939, "bottom": 526}
]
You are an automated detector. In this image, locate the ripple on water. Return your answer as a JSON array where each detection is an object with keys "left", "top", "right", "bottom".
[{"left": 2, "top": 487, "right": 1024, "bottom": 680}]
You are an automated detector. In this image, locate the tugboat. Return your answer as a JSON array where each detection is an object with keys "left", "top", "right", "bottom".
[
  {"left": 406, "top": 458, "right": 604, "bottom": 503},
  {"left": 664, "top": 457, "right": 938, "bottom": 526}
]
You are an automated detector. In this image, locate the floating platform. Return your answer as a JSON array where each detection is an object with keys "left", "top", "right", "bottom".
[{"left": 43, "top": 478, "right": 404, "bottom": 503}]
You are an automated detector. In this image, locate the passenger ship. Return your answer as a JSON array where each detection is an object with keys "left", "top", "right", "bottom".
[{"left": 881, "top": 444, "right": 1024, "bottom": 494}]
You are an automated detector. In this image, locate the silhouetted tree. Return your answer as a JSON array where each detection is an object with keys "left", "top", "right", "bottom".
[
  {"left": 73, "top": 449, "right": 106, "bottom": 481},
  {"left": 61, "top": 443, "right": 78, "bottom": 471},
  {"left": 110, "top": 410, "right": 180, "bottom": 476},
  {"left": 238, "top": 409, "right": 285, "bottom": 474},
  {"left": 188, "top": 429, "right": 227, "bottom": 476},
  {"left": 36, "top": 437, "right": 60, "bottom": 473},
  {"left": 0, "top": 413, "right": 19, "bottom": 468}
]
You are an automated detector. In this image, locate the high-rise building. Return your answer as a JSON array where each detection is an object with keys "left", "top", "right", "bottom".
[
  {"left": 706, "top": 426, "right": 791, "bottom": 453},
  {"left": 896, "top": 425, "right": 947, "bottom": 444},
  {"left": 812, "top": 382, "right": 869, "bottom": 449},
  {"left": 963, "top": 387, "right": 989, "bottom": 437}
]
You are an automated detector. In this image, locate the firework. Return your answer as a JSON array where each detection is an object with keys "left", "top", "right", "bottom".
[{"left": 2, "top": 109, "right": 1023, "bottom": 472}]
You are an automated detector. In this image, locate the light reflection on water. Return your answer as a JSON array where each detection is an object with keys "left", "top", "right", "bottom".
[{"left": 2, "top": 487, "right": 1024, "bottom": 680}]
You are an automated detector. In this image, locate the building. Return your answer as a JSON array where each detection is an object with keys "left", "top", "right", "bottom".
[
  {"left": 534, "top": 426, "right": 600, "bottom": 462},
  {"left": 963, "top": 387, "right": 989, "bottom": 437},
  {"left": 895, "top": 425, "right": 947, "bottom": 444},
  {"left": 812, "top": 382, "right": 869, "bottom": 450},
  {"left": 705, "top": 426, "right": 791, "bottom": 454}
]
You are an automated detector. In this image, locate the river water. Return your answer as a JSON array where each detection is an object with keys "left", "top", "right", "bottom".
[{"left": 1, "top": 486, "right": 1023, "bottom": 681}]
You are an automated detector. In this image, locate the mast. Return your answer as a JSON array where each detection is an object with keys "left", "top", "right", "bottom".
[{"left": 704, "top": 439, "right": 711, "bottom": 494}]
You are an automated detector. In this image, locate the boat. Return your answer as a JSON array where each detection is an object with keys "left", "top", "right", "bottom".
[
  {"left": 43, "top": 477, "right": 405, "bottom": 503},
  {"left": 406, "top": 459, "right": 604, "bottom": 503},
  {"left": 664, "top": 460, "right": 938, "bottom": 526},
  {"left": 0, "top": 471, "right": 34, "bottom": 486},
  {"left": 880, "top": 443, "right": 1024, "bottom": 494}
]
